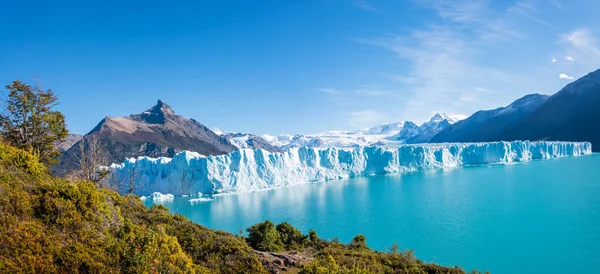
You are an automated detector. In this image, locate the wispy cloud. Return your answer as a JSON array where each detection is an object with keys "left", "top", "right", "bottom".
[
  {"left": 353, "top": 1, "right": 380, "bottom": 12},
  {"left": 559, "top": 73, "right": 574, "bottom": 80},
  {"left": 548, "top": 0, "right": 563, "bottom": 9},
  {"left": 559, "top": 29, "right": 600, "bottom": 75},
  {"left": 355, "top": 89, "right": 405, "bottom": 98},
  {"left": 346, "top": 110, "right": 388, "bottom": 127},
  {"left": 507, "top": 1, "right": 553, "bottom": 27},
  {"left": 426, "top": 0, "right": 526, "bottom": 42},
  {"left": 552, "top": 57, "right": 558, "bottom": 63},
  {"left": 318, "top": 88, "right": 345, "bottom": 95},
  {"left": 560, "top": 29, "right": 600, "bottom": 58}
]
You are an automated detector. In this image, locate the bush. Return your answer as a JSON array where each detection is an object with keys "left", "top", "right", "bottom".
[
  {"left": 246, "top": 220, "right": 283, "bottom": 252},
  {"left": 349, "top": 234, "right": 368, "bottom": 250},
  {"left": 0, "top": 142, "right": 46, "bottom": 176},
  {"left": 276, "top": 222, "right": 308, "bottom": 249}
]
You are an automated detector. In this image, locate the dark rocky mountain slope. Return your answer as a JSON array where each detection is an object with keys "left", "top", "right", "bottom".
[{"left": 53, "top": 100, "right": 236, "bottom": 175}]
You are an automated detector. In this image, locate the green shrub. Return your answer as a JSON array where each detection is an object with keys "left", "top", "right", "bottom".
[
  {"left": 246, "top": 220, "right": 284, "bottom": 252},
  {"left": 276, "top": 222, "right": 308, "bottom": 249},
  {"left": 0, "top": 142, "right": 46, "bottom": 175}
]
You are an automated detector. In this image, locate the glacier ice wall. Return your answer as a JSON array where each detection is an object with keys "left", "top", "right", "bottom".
[{"left": 110, "top": 141, "right": 592, "bottom": 196}]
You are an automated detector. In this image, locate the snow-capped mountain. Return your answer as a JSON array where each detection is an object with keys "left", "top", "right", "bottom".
[
  {"left": 360, "top": 122, "right": 405, "bottom": 135},
  {"left": 223, "top": 132, "right": 282, "bottom": 152},
  {"left": 262, "top": 128, "right": 402, "bottom": 150},
  {"left": 387, "top": 113, "right": 456, "bottom": 144},
  {"left": 259, "top": 113, "right": 460, "bottom": 149}
]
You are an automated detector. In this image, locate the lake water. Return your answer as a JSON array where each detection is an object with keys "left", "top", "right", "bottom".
[{"left": 143, "top": 154, "right": 600, "bottom": 273}]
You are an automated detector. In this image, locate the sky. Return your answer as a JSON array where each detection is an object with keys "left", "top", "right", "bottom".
[{"left": 1, "top": 0, "right": 600, "bottom": 135}]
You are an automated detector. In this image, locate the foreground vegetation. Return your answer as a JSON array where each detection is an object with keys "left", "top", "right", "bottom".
[{"left": 0, "top": 142, "right": 483, "bottom": 273}]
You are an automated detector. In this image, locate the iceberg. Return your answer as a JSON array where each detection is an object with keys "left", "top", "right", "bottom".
[
  {"left": 141, "top": 192, "right": 175, "bottom": 203},
  {"left": 110, "top": 141, "right": 592, "bottom": 196}
]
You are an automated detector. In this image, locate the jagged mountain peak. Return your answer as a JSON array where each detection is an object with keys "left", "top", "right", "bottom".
[
  {"left": 429, "top": 113, "right": 455, "bottom": 124},
  {"left": 131, "top": 100, "right": 177, "bottom": 124}
]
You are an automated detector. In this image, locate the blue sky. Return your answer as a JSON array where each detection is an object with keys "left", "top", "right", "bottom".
[{"left": 1, "top": 0, "right": 600, "bottom": 135}]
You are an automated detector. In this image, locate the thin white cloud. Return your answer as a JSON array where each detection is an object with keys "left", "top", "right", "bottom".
[
  {"left": 427, "top": 0, "right": 526, "bottom": 42},
  {"left": 352, "top": 1, "right": 380, "bottom": 12},
  {"left": 559, "top": 29, "right": 600, "bottom": 75},
  {"left": 318, "top": 88, "right": 344, "bottom": 95},
  {"left": 548, "top": 0, "right": 563, "bottom": 9},
  {"left": 507, "top": 1, "right": 553, "bottom": 27},
  {"left": 552, "top": 57, "right": 558, "bottom": 63},
  {"left": 565, "top": 56, "right": 574, "bottom": 61},
  {"left": 560, "top": 29, "right": 600, "bottom": 58},
  {"left": 559, "top": 73, "right": 575, "bottom": 80},
  {"left": 355, "top": 89, "right": 404, "bottom": 98},
  {"left": 346, "top": 110, "right": 388, "bottom": 128}
]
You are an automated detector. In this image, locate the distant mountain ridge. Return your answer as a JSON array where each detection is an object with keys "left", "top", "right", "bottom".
[
  {"left": 387, "top": 113, "right": 455, "bottom": 144},
  {"left": 430, "top": 94, "right": 550, "bottom": 143},
  {"left": 494, "top": 69, "right": 600, "bottom": 150},
  {"left": 260, "top": 113, "right": 458, "bottom": 149},
  {"left": 55, "top": 134, "right": 83, "bottom": 152},
  {"left": 431, "top": 68, "right": 600, "bottom": 151}
]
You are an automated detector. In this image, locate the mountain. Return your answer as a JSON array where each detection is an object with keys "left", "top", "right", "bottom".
[
  {"left": 261, "top": 115, "right": 459, "bottom": 149},
  {"left": 223, "top": 132, "right": 282, "bottom": 152},
  {"left": 387, "top": 113, "right": 455, "bottom": 144},
  {"left": 53, "top": 100, "right": 237, "bottom": 175},
  {"left": 361, "top": 122, "right": 405, "bottom": 135},
  {"left": 494, "top": 69, "right": 600, "bottom": 151},
  {"left": 55, "top": 133, "right": 83, "bottom": 152},
  {"left": 430, "top": 94, "right": 550, "bottom": 143}
]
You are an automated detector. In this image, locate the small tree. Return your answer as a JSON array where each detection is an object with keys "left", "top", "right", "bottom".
[
  {"left": 246, "top": 220, "right": 283, "bottom": 252},
  {"left": 349, "top": 234, "right": 368, "bottom": 250},
  {"left": 0, "top": 80, "right": 68, "bottom": 166},
  {"left": 276, "top": 222, "right": 307, "bottom": 249},
  {"left": 75, "top": 135, "right": 110, "bottom": 184},
  {"left": 127, "top": 163, "right": 139, "bottom": 194},
  {"left": 309, "top": 229, "right": 318, "bottom": 242}
]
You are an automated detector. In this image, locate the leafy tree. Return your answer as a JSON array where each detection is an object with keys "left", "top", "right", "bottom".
[
  {"left": 246, "top": 220, "right": 283, "bottom": 252},
  {"left": 0, "top": 80, "right": 67, "bottom": 166},
  {"left": 349, "top": 234, "right": 368, "bottom": 250},
  {"left": 276, "top": 222, "right": 307, "bottom": 249}
]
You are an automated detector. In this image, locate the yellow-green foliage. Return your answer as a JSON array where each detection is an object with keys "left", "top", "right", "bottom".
[
  {"left": 0, "top": 143, "right": 263, "bottom": 273},
  {"left": 0, "top": 142, "right": 46, "bottom": 176}
]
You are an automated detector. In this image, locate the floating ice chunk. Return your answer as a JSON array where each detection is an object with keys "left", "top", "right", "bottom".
[
  {"left": 189, "top": 197, "right": 214, "bottom": 203},
  {"left": 148, "top": 192, "right": 174, "bottom": 203}
]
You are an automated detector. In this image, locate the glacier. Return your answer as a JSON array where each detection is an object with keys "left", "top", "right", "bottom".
[{"left": 110, "top": 141, "right": 592, "bottom": 196}]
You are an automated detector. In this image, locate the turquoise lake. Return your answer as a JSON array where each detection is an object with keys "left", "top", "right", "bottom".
[{"left": 143, "top": 154, "right": 600, "bottom": 273}]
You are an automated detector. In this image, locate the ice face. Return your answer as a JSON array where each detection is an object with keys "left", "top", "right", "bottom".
[{"left": 110, "top": 141, "right": 592, "bottom": 196}]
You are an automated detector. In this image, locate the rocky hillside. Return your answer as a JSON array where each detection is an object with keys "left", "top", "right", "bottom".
[{"left": 53, "top": 100, "right": 236, "bottom": 175}]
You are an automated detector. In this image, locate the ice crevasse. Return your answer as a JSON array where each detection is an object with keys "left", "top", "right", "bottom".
[{"left": 110, "top": 141, "right": 592, "bottom": 196}]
